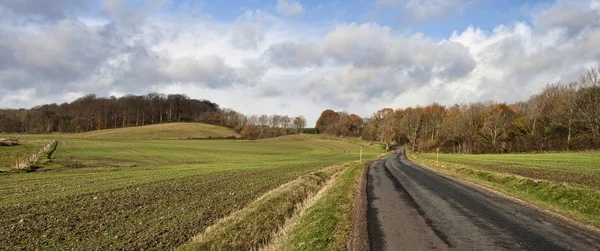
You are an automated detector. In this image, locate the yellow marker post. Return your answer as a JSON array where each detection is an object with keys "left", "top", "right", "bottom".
[
  {"left": 436, "top": 147, "right": 440, "bottom": 167},
  {"left": 360, "top": 146, "right": 363, "bottom": 164}
]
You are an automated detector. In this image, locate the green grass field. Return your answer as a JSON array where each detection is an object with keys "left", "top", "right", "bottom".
[
  {"left": 416, "top": 152, "right": 600, "bottom": 189},
  {"left": 411, "top": 151, "right": 600, "bottom": 228},
  {"left": 0, "top": 131, "right": 379, "bottom": 250},
  {"left": 75, "top": 122, "right": 240, "bottom": 139}
]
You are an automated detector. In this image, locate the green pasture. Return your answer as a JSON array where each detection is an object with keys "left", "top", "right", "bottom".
[
  {"left": 417, "top": 151, "right": 600, "bottom": 189},
  {"left": 411, "top": 151, "right": 600, "bottom": 229}
]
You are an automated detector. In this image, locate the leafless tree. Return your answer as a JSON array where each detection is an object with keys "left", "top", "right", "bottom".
[{"left": 293, "top": 116, "right": 307, "bottom": 133}]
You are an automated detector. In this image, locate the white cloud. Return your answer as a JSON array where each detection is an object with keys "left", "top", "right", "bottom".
[
  {"left": 449, "top": 18, "right": 600, "bottom": 102},
  {"left": 276, "top": 0, "right": 304, "bottom": 17},
  {"left": 230, "top": 10, "right": 276, "bottom": 50},
  {"left": 1, "top": 0, "right": 600, "bottom": 127},
  {"left": 264, "top": 22, "right": 476, "bottom": 101}
]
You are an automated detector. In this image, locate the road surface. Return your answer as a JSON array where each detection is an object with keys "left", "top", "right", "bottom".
[{"left": 366, "top": 151, "right": 600, "bottom": 251}]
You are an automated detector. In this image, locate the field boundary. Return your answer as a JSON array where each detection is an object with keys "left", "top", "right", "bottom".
[
  {"left": 179, "top": 164, "right": 346, "bottom": 250},
  {"left": 12, "top": 140, "right": 57, "bottom": 170},
  {"left": 260, "top": 168, "right": 341, "bottom": 251},
  {"left": 272, "top": 160, "right": 377, "bottom": 251},
  {"left": 407, "top": 153, "right": 600, "bottom": 234}
]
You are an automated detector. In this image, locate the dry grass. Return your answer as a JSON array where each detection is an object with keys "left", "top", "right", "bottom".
[
  {"left": 260, "top": 170, "right": 340, "bottom": 251},
  {"left": 276, "top": 160, "right": 372, "bottom": 251},
  {"left": 179, "top": 165, "right": 346, "bottom": 251},
  {"left": 76, "top": 122, "right": 240, "bottom": 139}
]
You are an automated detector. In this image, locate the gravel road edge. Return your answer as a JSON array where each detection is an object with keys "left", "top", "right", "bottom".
[{"left": 347, "top": 161, "right": 372, "bottom": 251}]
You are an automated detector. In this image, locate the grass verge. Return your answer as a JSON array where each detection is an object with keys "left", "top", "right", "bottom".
[
  {"left": 179, "top": 164, "right": 346, "bottom": 250},
  {"left": 276, "top": 160, "right": 374, "bottom": 251},
  {"left": 409, "top": 152, "right": 600, "bottom": 229}
]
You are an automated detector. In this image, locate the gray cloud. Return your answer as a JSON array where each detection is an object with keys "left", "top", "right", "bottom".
[
  {"left": 236, "top": 58, "right": 269, "bottom": 86},
  {"left": 264, "top": 41, "right": 323, "bottom": 68},
  {"left": 0, "top": 13, "right": 260, "bottom": 104},
  {"left": 167, "top": 56, "right": 236, "bottom": 87},
  {"left": 0, "top": 0, "right": 92, "bottom": 20},
  {"left": 535, "top": 0, "right": 600, "bottom": 35},
  {"left": 255, "top": 84, "right": 286, "bottom": 97},
  {"left": 276, "top": 0, "right": 304, "bottom": 17},
  {"left": 265, "top": 23, "right": 476, "bottom": 101},
  {"left": 0, "top": 19, "right": 123, "bottom": 92},
  {"left": 267, "top": 23, "right": 475, "bottom": 71}
]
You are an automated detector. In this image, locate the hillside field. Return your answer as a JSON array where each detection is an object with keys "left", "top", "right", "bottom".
[
  {"left": 76, "top": 122, "right": 240, "bottom": 139},
  {"left": 0, "top": 133, "right": 379, "bottom": 250}
]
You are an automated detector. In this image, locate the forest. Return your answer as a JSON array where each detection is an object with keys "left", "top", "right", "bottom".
[
  {"left": 316, "top": 66, "right": 600, "bottom": 153},
  {"left": 0, "top": 93, "right": 306, "bottom": 139}
]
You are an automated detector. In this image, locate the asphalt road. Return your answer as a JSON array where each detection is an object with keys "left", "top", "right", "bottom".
[{"left": 366, "top": 151, "right": 600, "bottom": 251}]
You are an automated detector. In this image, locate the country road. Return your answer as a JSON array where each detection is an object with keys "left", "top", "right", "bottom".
[{"left": 366, "top": 151, "right": 600, "bottom": 251}]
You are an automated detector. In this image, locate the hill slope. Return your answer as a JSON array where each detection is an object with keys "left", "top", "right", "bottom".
[{"left": 77, "top": 123, "right": 240, "bottom": 139}]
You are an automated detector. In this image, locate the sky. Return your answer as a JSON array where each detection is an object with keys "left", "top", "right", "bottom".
[{"left": 0, "top": 0, "right": 599, "bottom": 125}]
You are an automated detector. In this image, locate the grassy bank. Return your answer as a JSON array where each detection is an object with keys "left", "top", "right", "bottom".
[
  {"left": 0, "top": 134, "right": 379, "bottom": 249},
  {"left": 0, "top": 140, "right": 49, "bottom": 171},
  {"left": 276, "top": 160, "right": 373, "bottom": 251},
  {"left": 410, "top": 152, "right": 600, "bottom": 229},
  {"left": 179, "top": 164, "right": 346, "bottom": 250}
]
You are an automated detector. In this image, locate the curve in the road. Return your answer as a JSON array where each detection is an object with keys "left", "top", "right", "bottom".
[{"left": 366, "top": 151, "right": 600, "bottom": 251}]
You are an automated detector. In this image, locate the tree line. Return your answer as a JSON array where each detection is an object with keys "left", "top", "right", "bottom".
[
  {"left": 209, "top": 108, "right": 307, "bottom": 139},
  {"left": 0, "top": 93, "right": 307, "bottom": 139},
  {"left": 316, "top": 66, "right": 600, "bottom": 153}
]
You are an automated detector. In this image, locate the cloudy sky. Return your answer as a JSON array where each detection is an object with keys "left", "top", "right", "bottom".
[{"left": 1, "top": 0, "right": 599, "bottom": 124}]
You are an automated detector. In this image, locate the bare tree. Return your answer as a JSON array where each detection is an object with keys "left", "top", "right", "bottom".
[
  {"left": 293, "top": 116, "right": 307, "bottom": 133},
  {"left": 545, "top": 82, "right": 578, "bottom": 148},
  {"left": 375, "top": 108, "right": 397, "bottom": 151},
  {"left": 577, "top": 67, "right": 600, "bottom": 140},
  {"left": 481, "top": 103, "right": 516, "bottom": 151},
  {"left": 401, "top": 107, "right": 423, "bottom": 152},
  {"left": 258, "top": 115, "right": 269, "bottom": 136}
]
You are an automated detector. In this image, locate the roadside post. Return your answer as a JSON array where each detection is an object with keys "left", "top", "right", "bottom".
[
  {"left": 436, "top": 147, "right": 440, "bottom": 167},
  {"left": 360, "top": 146, "right": 363, "bottom": 164}
]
